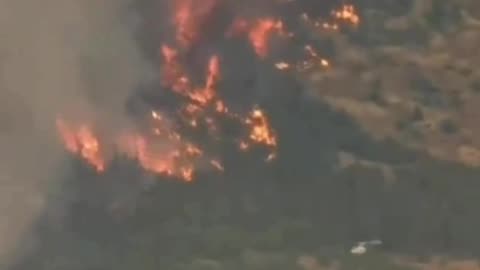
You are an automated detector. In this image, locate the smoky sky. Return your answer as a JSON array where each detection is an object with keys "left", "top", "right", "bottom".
[{"left": 0, "top": 0, "right": 152, "bottom": 266}]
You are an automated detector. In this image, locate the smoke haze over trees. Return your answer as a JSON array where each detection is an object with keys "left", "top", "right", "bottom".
[{"left": 2, "top": 0, "right": 480, "bottom": 269}]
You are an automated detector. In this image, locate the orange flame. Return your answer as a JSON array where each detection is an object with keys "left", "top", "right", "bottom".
[
  {"left": 55, "top": 3, "right": 363, "bottom": 181},
  {"left": 333, "top": 4, "right": 360, "bottom": 26},
  {"left": 118, "top": 134, "right": 199, "bottom": 182},
  {"left": 299, "top": 5, "right": 360, "bottom": 33},
  {"left": 174, "top": 0, "right": 196, "bottom": 49},
  {"left": 226, "top": 17, "right": 287, "bottom": 57},
  {"left": 161, "top": 44, "right": 191, "bottom": 94},
  {"left": 248, "top": 18, "right": 285, "bottom": 58},
  {"left": 56, "top": 113, "right": 207, "bottom": 182},
  {"left": 188, "top": 55, "right": 220, "bottom": 105},
  {"left": 173, "top": 0, "right": 218, "bottom": 49},
  {"left": 56, "top": 119, "right": 105, "bottom": 172},
  {"left": 246, "top": 108, "right": 277, "bottom": 147},
  {"left": 225, "top": 18, "right": 249, "bottom": 37}
]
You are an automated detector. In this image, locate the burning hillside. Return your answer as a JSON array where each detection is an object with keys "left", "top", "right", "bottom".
[
  {"left": 56, "top": 0, "right": 360, "bottom": 182},
  {"left": 12, "top": 0, "right": 480, "bottom": 269}
]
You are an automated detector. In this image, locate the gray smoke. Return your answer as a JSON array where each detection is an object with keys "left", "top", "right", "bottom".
[{"left": 0, "top": 0, "right": 152, "bottom": 266}]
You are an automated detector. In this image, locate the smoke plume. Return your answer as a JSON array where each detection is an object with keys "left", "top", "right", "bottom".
[{"left": 0, "top": 0, "right": 150, "bottom": 266}]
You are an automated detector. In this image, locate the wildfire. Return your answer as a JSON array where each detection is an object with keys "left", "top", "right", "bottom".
[
  {"left": 188, "top": 55, "right": 220, "bottom": 105},
  {"left": 160, "top": 45, "right": 190, "bottom": 94},
  {"left": 56, "top": 117, "right": 206, "bottom": 181},
  {"left": 274, "top": 45, "right": 330, "bottom": 72},
  {"left": 56, "top": 1, "right": 361, "bottom": 181},
  {"left": 299, "top": 3, "right": 359, "bottom": 33},
  {"left": 173, "top": 0, "right": 218, "bottom": 49},
  {"left": 332, "top": 4, "right": 360, "bottom": 26},
  {"left": 248, "top": 18, "right": 286, "bottom": 58},
  {"left": 56, "top": 119, "right": 105, "bottom": 172},
  {"left": 226, "top": 17, "right": 288, "bottom": 58},
  {"left": 302, "top": 45, "right": 330, "bottom": 70},
  {"left": 174, "top": 0, "right": 195, "bottom": 48},
  {"left": 246, "top": 108, "right": 277, "bottom": 147},
  {"left": 119, "top": 134, "right": 200, "bottom": 182},
  {"left": 225, "top": 18, "right": 249, "bottom": 37}
]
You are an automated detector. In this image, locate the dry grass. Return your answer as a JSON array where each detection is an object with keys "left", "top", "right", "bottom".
[{"left": 307, "top": 0, "right": 480, "bottom": 167}]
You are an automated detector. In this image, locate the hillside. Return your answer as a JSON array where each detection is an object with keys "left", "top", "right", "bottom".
[{"left": 6, "top": 0, "right": 480, "bottom": 270}]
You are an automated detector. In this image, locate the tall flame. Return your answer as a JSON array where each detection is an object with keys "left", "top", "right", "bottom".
[
  {"left": 56, "top": 119, "right": 105, "bottom": 172},
  {"left": 246, "top": 108, "right": 277, "bottom": 147},
  {"left": 188, "top": 55, "right": 220, "bottom": 105},
  {"left": 56, "top": 1, "right": 361, "bottom": 181}
]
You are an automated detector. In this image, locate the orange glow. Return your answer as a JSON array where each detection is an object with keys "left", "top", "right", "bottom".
[
  {"left": 300, "top": 6, "right": 360, "bottom": 33},
  {"left": 248, "top": 18, "right": 285, "bottom": 58},
  {"left": 225, "top": 18, "right": 249, "bottom": 37},
  {"left": 188, "top": 55, "right": 220, "bottom": 105},
  {"left": 215, "top": 100, "right": 228, "bottom": 113},
  {"left": 55, "top": 2, "right": 363, "bottom": 181},
  {"left": 173, "top": 0, "right": 218, "bottom": 49},
  {"left": 117, "top": 133, "right": 201, "bottom": 182},
  {"left": 332, "top": 5, "right": 360, "bottom": 26},
  {"left": 320, "top": 59, "right": 329, "bottom": 67},
  {"left": 246, "top": 108, "right": 277, "bottom": 147},
  {"left": 227, "top": 17, "right": 288, "bottom": 58},
  {"left": 160, "top": 44, "right": 191, "bottom": 94},
  {"left": 56, "top": 115, "right": 206, "bottom": 182},
  {"left": 56, "top": 119, "right": 105, "bottom": 172},
  {"left": 300, "top": 45, "right": 331, "bottom": 70}
]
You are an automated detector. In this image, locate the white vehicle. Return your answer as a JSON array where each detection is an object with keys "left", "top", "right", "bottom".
[{"left": 350, "top": 239, "right": 382, "bottom": 255}]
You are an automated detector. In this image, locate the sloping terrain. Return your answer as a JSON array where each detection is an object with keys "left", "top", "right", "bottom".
[
  {"left": 5, "top": 0, "right": 480, "bottom": 270},
  {"left": 307, "top": 0, "right": 480, "bottom": 167}
]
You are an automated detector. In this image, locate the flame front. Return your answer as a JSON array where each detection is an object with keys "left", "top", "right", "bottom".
[
  {"left": 226, "top": 17, "right": 287, "bottom": 58},
  {"left": 189, "top": 55, "right": 220, "bottom": 105},
  {"left": 246, "top": 109, "right": 277, "bottom": 147},
  {"left": 56, "top": 1, "right": 361, "bottom": 181},
  {"left": 118, "top": 133, "right": 200, "bottom": 182},
  {"left": 56, "top": 119, "right": 105, "bottom": 172}
]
